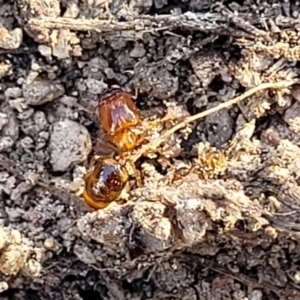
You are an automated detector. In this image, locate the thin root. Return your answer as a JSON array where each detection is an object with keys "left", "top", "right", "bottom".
[{"left": 131, "top": 80, "right": 298, "bottom": 162}]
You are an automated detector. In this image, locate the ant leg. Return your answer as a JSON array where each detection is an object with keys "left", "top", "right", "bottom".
[
  {"left": 135, "top": 168, "right": 143, "bottom": 188},
  {"left": 132, "top": 87, "right": 139, "bottom": 100},
  {"left": 142, "top": 145, "right": 167, "bottom": 158},
  {"left": 160, "top": 115, "right": 174, "bottom": 123},
  {"left": 134, "top": 130, "right": 148, "bottom": 147},
  {"left": 171, "top": 165, "right": 195, "bottom": 184},
  {"left": 94, "top": 138, "right": 118, "bottom": 157},
  {"left": 127, "top": 160, "right": 142, "bottom": 187},
  {"left": 133, "top": 118, "right": 161, "bottom": 149},
  {"left": 89, "top": 155, "right": 101, "bottom": 168},
  {"left": 140, "top": 117, "right": 172, "bottom": 138},
  {"left": 157, "top": 155, "right": 173, "bottom": 168},
  {"left": 74, "top": 103, "right": 96, "bottom": 115},
  {"left": 95, "top": 140, "right": 117, "bottom": 156},
  {"left": 94, "top": 128, "right": 119, "bottom": 156}
]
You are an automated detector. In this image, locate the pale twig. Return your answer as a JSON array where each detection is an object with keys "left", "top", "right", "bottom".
[
  {"left": 27, "top": 13, "right": 226, "bottom": 32},
  {"left": 131, "top": 80, "right": 297, "bottom": 162}
]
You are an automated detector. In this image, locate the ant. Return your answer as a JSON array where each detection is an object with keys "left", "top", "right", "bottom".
[
  {"left": 171, "top": 148, "right": 226, "bottom": 184},
  {"left": 82, "top": 87, "right": 149, "bottom": 210},
  {"left": 83, "top": 157, "right": 129, "bottom": 209}
]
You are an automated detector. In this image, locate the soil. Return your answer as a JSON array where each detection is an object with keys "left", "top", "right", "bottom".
[{"left": 1, "top": 0, "right": 300, "bottom": 299}]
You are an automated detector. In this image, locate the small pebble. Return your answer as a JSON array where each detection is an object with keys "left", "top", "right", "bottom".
[
  {"left": 23, "top": 80, "right": 65, "bottom": 106},
  {"left": 0, "top": 281, "right": 8, "bottom": 293},
  {"left": 49, "top": 119, "right": 92, "bottom": 172},
  {"left": 38, "top": 45, "right": 52, "bottom": 57}
]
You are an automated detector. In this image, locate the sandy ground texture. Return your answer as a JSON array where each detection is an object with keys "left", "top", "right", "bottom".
[{"left": 1, "top": 0, "right": 300, "bottom": 299}]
